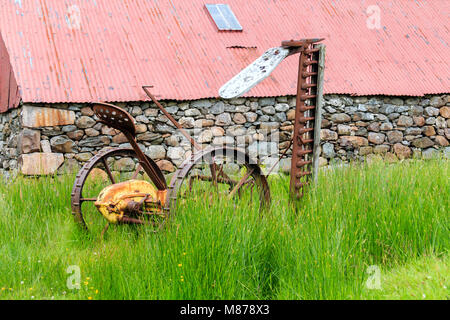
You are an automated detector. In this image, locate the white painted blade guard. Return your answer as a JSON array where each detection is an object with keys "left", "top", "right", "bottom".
[{"left": 219, "top": 47, "right": 290, "bottom": 99}]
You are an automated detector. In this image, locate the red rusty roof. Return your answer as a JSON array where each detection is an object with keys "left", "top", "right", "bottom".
[
  {"left": 0, "top": 31, "right": 20, "bottom": 112},
  {"left": 0, "top": 0, "right": 448, "bottom": 106}
]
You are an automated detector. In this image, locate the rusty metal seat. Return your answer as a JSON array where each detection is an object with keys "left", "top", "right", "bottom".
[
  {"left": 92, "top": 102, "right": 166, "bottom": 190},
  {"left": 92, "top": 102, "right": 136, "bottom": 137}
]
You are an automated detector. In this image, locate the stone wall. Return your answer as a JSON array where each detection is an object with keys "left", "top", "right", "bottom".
[
  {"left": 0, "top": 107, "right": 21, "bottom": 175},
  {"left": 320, "top": 95, "right": 449, "bottom": 163},
  {"left": 0, "top": 94, "right": 449, "bottom": 177}
]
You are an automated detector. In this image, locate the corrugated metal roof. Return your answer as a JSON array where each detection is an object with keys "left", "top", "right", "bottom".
[
  {"left": 0, "top": 0, "right": 448, "bottom": 105},
  {"left": 0, "top": 31, "right": 20, "bottom": 112}
]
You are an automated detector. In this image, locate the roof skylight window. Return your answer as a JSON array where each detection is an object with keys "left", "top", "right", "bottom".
[{"left": 206, "top": 4, "right": 243, "bottom": 31}]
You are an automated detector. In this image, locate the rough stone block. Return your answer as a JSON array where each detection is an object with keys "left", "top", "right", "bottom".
[
  {"left": 386, "top": 131, "right": 403, "bottom": 144},
  {"left": 320, "top": 129, "right": 338, "bottom": 141},
  {"left": 368, "top": 132, "right": 385, "bottom": 144},
  {"left": 146, "top": 145, "right": 166, "bottom": 160},
  {"left": 18, "top": 128, "right": 41, "bottom": 154},
  {"left": 22, "top": 106, "right": 75, "bottom": 128},
  {"left": 397, "top": 115, "right": 413, "bottom": 127},
  {"left": 58, "top": 159, "right": 80, "bottom": 174},
  {"left": 440, "top": 106, "right": 450, "bottom": 118},
  {"left": 50, "top": 135, "right": 77, "bottom": 153},
  {"left": 393, "top": 143, "right": 412, "bottom": 160},
  {"left": 19, "top": 153, "right": 64, "bottom": 175},
  {"left": 412, "top": 137, "right": 434, "bottom": 149},
  {"left": 339, "top": 136, "right": 369, "bottom": 147},
  {"left": 331, "top": 113, "right": 351, "bottom": 123},
  {"left": 156, "top": 160, "right": 175, "bottom": 173},
  {"left": 434, "top": 136, "right": 449, "bottom": 147}
]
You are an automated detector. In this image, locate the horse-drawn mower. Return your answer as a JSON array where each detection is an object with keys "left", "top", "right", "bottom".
[{"left": 70, "top": 39, "right": 325, "bottom": 234}]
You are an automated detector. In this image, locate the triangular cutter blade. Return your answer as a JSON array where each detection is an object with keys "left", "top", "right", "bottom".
[{"left": 219, "top": 47, "right": 290, "bottom": 99}]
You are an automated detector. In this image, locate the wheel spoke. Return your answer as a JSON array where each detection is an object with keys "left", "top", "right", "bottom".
[
  {"left": 102, "top": 157, "right": 116, "bottom": 184},
  {"left": 80, "top": 197, "right": 97, "bottom": 202},
  {"left": 101, "top": 223, "right": 110, "bottom": 238},
  {"left": 131, "top": 164, "right": 142, "bottom": 180},
  {"left": 217, "top": 163, "right": 224, "bottom": 177},
  {"left": 228, "top": 168, "right": 254, "bottom": 199},
  {"left": 210, "top": 163, "right": 218, "bottom": 187},
  {"left": 217, "top": 162, "right": 234, "bottom": 183}
]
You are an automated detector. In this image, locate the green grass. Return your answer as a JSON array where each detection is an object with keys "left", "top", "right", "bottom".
[
  {"left": 366, "top": 254, "right": 449, "bottom": 300},
  {"left": 0, "top": 158, "right": 448, "bottom": 300}
]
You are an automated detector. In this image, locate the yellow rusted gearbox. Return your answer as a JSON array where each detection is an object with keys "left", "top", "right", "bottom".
[{"left": 94, "top": 180, "right": 167, "bottom": 224}]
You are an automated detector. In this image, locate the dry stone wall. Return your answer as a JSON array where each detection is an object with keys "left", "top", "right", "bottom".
[{"left": 1, "top": 94, "right": 449, "bottom": 178}]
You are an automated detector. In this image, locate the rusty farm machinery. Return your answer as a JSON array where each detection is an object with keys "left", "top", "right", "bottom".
[{"left": 70, "top": 39, "right": 325, "bottom": 234}]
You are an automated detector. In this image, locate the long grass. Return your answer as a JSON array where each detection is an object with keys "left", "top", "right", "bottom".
[{"left": 0, "top": 158, "right": 448, "bottom": 300}]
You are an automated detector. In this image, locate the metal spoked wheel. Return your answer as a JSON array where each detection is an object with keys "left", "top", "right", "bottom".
[
  {"left": 166, "top": 147, "right": 271, "bottom": 217},
  {"left": 71, "top": 147, "right": 167, "bottom": 234}
]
